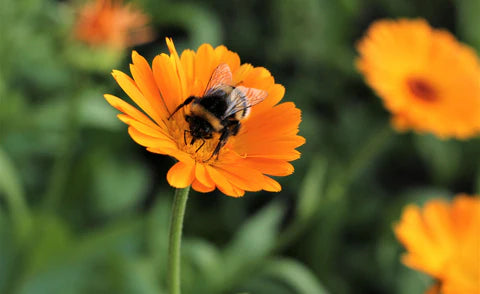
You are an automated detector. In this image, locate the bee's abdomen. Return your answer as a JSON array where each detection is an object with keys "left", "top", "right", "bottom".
[{"left": 190, "top": 102, "right": 223, "bottom": 132}]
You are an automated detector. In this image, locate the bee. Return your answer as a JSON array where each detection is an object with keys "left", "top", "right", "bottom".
[{"left": 168, "top": 63, "right": 268, "bottom": 160}]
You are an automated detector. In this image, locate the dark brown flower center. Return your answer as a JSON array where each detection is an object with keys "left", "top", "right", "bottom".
[{"left": 406, "top": 78, "right": 437, "bottom": 102}]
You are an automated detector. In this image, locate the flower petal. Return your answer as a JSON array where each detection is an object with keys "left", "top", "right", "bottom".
[
  {"left": 205, "top": 165, "right": 244, "bottom": 197},
  {"left": 127, "top": 126, "right": 177, "bottom": 150},
  {"left": 130, "top": 51, "right": 170, "bottom": 121},
  {"left": 195, "top": 164, "right": 215, "bottom": 188},
  {"left": 104, "top": 94, "right": 159, "bottom": 130},
  {"left": 167, "top": 161, "right": 195, "bottom": 188},
  {"left": 111, "top": 70, "right": 161, "bottom": 124},
  {"left": 192, "top": 179, "right": 215, "bottom": 193}
]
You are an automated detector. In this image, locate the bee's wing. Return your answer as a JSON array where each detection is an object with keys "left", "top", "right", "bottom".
[
  {"left": 204, "top": 63, "right": 233, "bottom": 95},
  {"left": 223, "top": 86, "right": 268, "bottom": 119}
]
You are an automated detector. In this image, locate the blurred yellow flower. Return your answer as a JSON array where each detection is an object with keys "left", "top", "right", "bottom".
[
  {"left": 394, "top": 195, "right": 480, "bottom": 294},
  {"left": 74, "top": 0, "right": 153, "bottom": 49},
  {"left": 104, "top": 38, "right": 304, "bottom": 197},
  {"left": 356, "top": 19, "right": 480, "bottom": 139}
]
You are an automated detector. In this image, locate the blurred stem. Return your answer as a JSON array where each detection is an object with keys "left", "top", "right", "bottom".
[
  {"left": 167, "top": 186, "right": 190, "bottom": 294},
  {"left": 42, "top": 77, "right": 80, "bottom": 211},
  {"left": 276, "top": 125, "right": 393, "bottom": 252},
  {"left": 340, "top": 124, "right": 393, "bottom": 190},
  {"left": 0, "top": 148, "right": 32, "bottom": 241}
]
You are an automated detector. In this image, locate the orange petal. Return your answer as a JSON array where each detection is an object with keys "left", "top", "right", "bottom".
[
  {"left": 216, "top": 164, "right": 264, "bottom": 192},
  {"left": 104, "top": 94, "right": 159, "bottom": 130},
  {"left": 117, "top": 114, "right": 170, "bottom": 138},
  {"left": 180, "top": 49, "right": 196, "bottom": 95},
  {"left": 192, "top": 179, "right": 215, "bottom": 193},
  {"left": 128, "top": 126, "right": 177, "bottom": 150},
  {"left": 152, "top": 53, "right": 184, "bottom": 115},
  {"left": 166, "top": 161, "right": 195, "bottom": 188},
  {"left": 250, "top": 84, "right": 285, "bottom": 115},
  {"left": 194, "top": 43, "right": 216, "bottom": 94},
  {"left": 214, "top": 45, "right": 241, "bottom": 73},
  {"left": 130, "top": 51, "right": 170, "bottom": 122},
  {"left": 243, "top": 158, "right": 294, "bottom": 176},
  {"left": 195, "top": 164, "right": 215, "bottom": 188},
  {"left": 166, "top": 37, "right": 188, "bottom": 100},
  {"left": 261, "top": 176, "right": 281, "bottom": 192},
  {"left": 205, "top": 165, "right": 244, "bottom": 197},
  {"left": 111, "top": 70, "right": 160, "bottom": 123},
  {"left": 147, "top": 147, "right": 193, "bottom": 164},
  {"left": 233, "top": 63, "right": 254, "bottom": 85}
]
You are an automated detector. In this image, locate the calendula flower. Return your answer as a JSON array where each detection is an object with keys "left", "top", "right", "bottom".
[
  {"left": 394, "top": 195, "right": 480, "bottom": 294},
  {"left": 74, "top": 0, "right": 153, "bottom": 49},
  {"left": 104, "top": 38, "right": 304, "bottom": 197},
  {"left": 356, "top": 19, "right": 480, "bottom": 139}
]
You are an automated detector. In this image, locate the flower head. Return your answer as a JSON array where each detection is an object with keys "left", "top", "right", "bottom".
[
  {"left": 394, "top": 195, "right": 480, "bottom": 294},
  {"left": 356, "top": 19, "right": 480, "bottom": 139},
  {"left": 74, "top": 0, "right": 153, "bottom": 49},
  {"left": 104, "top": 38, "right": 304, "bottom": 197}
]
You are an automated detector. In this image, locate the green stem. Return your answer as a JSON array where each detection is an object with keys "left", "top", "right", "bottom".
[
  {"left": 42, "top": 76, "right": 80, "bottom": 211},
  {"left": 167, "top": 186, "right": 191, "bottom": 294},
  {"left": 0, "top": 147, "right": 32, "bottom": 241}
]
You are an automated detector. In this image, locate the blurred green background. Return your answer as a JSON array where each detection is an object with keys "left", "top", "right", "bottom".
[{"left": 1, "top": 0, "right": 480, "bottom": 293}]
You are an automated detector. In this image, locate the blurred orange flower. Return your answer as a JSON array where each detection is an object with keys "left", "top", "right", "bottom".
[
  {"left": 104, "top": 38, "right": 304, "bottom": 197},
  {"left": 74, "top": 0, "right": 153, "bottom": 49},
  {"left": 356, "top": 19, "right": 480, "bottom": 139},
  {"left": 394, "top": 195, "right": 480, "bottom": 294}
]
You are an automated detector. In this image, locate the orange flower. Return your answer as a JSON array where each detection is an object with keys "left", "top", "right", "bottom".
[
  {"left": 394, "top": 195, "right": 480, "bottom": 294},
  {"left": 104, "top": 38, "right": 304, "bottom": 197},
  {"left": 74, "top": 0, "right": 153, "bottom": 49},
  {"left": 356, "top": 19, "right": 480, "bottom": 139}
]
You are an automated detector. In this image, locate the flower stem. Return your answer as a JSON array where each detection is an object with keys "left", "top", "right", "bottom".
[{"left": 167, "top": 186, "right": 190, "bottom": 294}]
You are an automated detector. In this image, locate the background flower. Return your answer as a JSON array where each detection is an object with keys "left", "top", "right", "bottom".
[
  {"left": 395, "top": 195, "right": 480, "bottom": 294},
  {"left": 74, "top": 0, "right": 153, "bottom": 49},
  {"left": 356, "top": 19, "right": 480, "bottom": 139}
]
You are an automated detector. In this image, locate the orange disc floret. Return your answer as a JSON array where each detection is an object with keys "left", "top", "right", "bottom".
[
  {"left": 394, "top": 195, "right": 480, "bottom": 294},
  {"left": 356, "top": 18, "right": 480, "bottom": 139},
  {"left": 104, "top": 38, "right": 305, "bottom": 197},
  {"left": 74, "top": 0, "right": 153, "bottom": 49}
]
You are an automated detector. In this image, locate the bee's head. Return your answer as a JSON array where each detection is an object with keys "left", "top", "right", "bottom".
[{"left": 185, "top": 115, "right": 213, "bottom": 143}]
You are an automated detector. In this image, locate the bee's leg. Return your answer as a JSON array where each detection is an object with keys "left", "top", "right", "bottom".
[
  {"left": 168, "top": 96, "right": 196, "bottom": 120},
  {"left": 208, "top": 129, "right": 231, "bottom": 161},
  {"left": 183, "top": 130, "right": 190, "bottom": 145},
  {"left": 230, "top": 121, "right": 241, "bottom": 136},
  {"left": 195, "top": 138, "right": 206, "bottom": 152}
]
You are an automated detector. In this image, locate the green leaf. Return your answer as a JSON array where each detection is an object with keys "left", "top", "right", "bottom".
[
  {"left": 182, "top": 239, "right": 223, "bottom": 294},
  {"left": 396, "top": 267, "right": 432, "bottom": 294},
  {"left": 78, "top": 89, "right": 122, "bottom": 131},
  {"left": 90, "top": 150, "right": 150, "bottom": 216},
  {"left": 414, "top": 134, "right": 461, "bottom": 185},
  {"left": 457, "top": 0, "right": 480, "bottom": 51},
  {"left": 17, "top": 218, "right": 144, "bottom": 294},
  {"left": 262, "top": 258, "right": 330, "bottom": 294},
  {"left": 220, "top": 202, "right": 285, "bottom": 290},
  {"left": 297, "top": 156, "right": 328, "bottom": 223}
]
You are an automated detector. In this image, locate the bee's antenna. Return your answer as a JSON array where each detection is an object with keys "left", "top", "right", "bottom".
[{"left": 168, "top": 96, "right": 196, "bottom": 120}]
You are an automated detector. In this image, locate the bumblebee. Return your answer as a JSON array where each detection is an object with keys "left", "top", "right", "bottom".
[{"left": 169, "top": 63, "right": 268, "bottom": 160}]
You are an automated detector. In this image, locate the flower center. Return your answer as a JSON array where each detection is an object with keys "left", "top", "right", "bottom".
[
  {"left": 406, "top": 78, "right": 437, "bottom": 102},
  {"left": 167, "top": 114, "right": 225, "bottom": 163}
]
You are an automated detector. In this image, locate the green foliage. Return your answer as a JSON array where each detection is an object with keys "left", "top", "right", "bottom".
[{"left": 1, "top": 0, "right": 479, "bottom": 293}]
